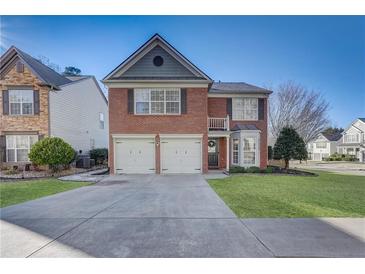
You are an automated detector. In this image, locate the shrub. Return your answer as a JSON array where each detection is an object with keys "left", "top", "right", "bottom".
[
  {"left": 263, "top": 166, "right": 274, "bottom": 173},
  {"left": 29, "top": 137, "right": 75, "bottom": 172},
  {"left": 89, "top": 148, "right": 108, "bottom": 165},
  {"left": 268, "top": 146, "right": 273, "bottom": 160},
  {"left": 229, "top": 166, "right": 246, "bottom": 173},
  {"left": 246, "top": 166, "right": 261, "bottom": 173}
]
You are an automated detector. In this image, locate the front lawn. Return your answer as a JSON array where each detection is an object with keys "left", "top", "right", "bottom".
[
  {"left": 0, "top": 179, "right": 90, "bottom": 208},
  {"left": 208, "top": 171, "right": 365, "bottom": 218}
]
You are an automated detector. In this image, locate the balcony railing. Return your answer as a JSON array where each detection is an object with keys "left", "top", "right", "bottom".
[{"left": 208, "top": 115, "right": 230, "bottom": 131}]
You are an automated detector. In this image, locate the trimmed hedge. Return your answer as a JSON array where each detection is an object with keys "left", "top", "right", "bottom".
[
  {"left": 323, "top": 153, "right": 357, "bottom": 162},
  {"left": 29, "top": 137, "right": 75, "bottom": 172}
]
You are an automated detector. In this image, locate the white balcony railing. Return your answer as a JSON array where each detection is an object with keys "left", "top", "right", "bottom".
[{"left": 208, "top": 115, "right": 230, "bottom": 131}]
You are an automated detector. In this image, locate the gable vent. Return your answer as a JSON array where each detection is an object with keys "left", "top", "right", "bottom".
[{"left": 16, "top": 61, "right": 24, "bottom": 73}]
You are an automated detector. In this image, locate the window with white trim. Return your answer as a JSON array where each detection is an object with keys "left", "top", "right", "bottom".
[
  {"left": 344, "top": 134, "right": 359, "bottom": 143},
  {"left": 135, "top": 88, "right": 180, "bottom": 115},
  {"left": 6, "top": 135, "right": 38, "bottom": 162},
  {"left": 9, "top": 90, "right": 34, "bottom": 115},
  {"left": 232, "top": 139, "right": 239, "bottom": 165},
  {"left": 232, "top": 98, "right": 258, "bottom": 120},
  {"left": 243, "top": 137, "right": 256, "bottom": 165},
  {"left": 99, "top": 113, "right": 105, "bottom": 129},
  {"left": 315, "top": 142, "right": 327, "bottom": 149}
]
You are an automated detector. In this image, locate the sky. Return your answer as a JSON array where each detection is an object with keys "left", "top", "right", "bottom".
[{"left": 0, "top": 16, "right": 364, "bottom": 128}]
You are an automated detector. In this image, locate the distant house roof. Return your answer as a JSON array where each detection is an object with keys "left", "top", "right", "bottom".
[
  {"left": 210, "top": 82, "right": 272, "bottom": 95},
  {"left": 0, "top": 46, "right": 71, "bottom": 89},
  {"left": 321, "top": 132, "right": 342, "bottom": 142},
  {"left": 231, "top": 124, "right": 260, "bottom": 131}
]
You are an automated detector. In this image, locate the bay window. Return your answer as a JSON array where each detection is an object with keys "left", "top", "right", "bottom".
[
  {"left": 9, "top": 90, "right": 34, "bottom": 115},
  {"left": 232, "top": 139, "right": 239, "bottom": 165},
  {"left": 243, "top": 137, "right": 257, "bottom": 165},
  {"left": 316, "top": 142, "right": 327, "bottom": 148},
  {"left": 232, "top": 98, "right": 258, "bottom": 120},
  {"left": 135, "top": 88, "right": 180, "bottom": 115},
  {"left": 6, "top": 135, "right": 38, "bottom": 162}
]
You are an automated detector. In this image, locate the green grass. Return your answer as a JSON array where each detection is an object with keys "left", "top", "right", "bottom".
[
  {"left": 208, "top": 171, "right": 365, "bottom": 218},
  {"left": 0, "top": 179, "right": 90, "bottom": 208}
]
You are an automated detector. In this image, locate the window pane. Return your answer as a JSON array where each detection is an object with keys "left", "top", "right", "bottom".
[
  {"left": 16, "top": 135, "right": 29, "bottom": 149},
  {"left": 21, "top": 91, "right": 33, "bottom": 103},
  {"left": 6, "top": 136, "right": 16, "bottom": 149},
  {"left": 135, "top": 90, "right": 149, "bottom": 101},
  {"left": 9, "top": 90, "right": 22, "bottom": 103},
  {"left": 29, "top": 135, "right": 38, "bottom": 146},
  {"left": 17, "top": 149, "right": 29, "bottom": 162},
  {"left": 166, "top": 90, "right": 179, "bottom": 101},
  {"left": 136, "top": 102, "right": 149, "bottom": 114},
  {"left": 243, "top": 137, "right": 256, "bottom": 165},
  {"left": 22, "top": 103, "right": 33, "bottom": 114},
  {"left": 7, "top": 149, "right": 15, "bottom": 162},
  {"left": 151, "top": 102, "right": 164, "bottom": 114},
  {"left": 166, "top": 102, "right": 179, "bottom": 114},
  {"left": 10, "top": 103, "right": 21, "bottom": 115},
  {"left": 151, "top": 90, "right": 164, "bottom": 101}
]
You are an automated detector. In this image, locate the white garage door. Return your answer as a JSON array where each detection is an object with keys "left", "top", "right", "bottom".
[
  {"left": 114, "top": 138, "right": 155, "bottom": 174},
  {"left": 161, "top": 138, "right": 202, "bottom": 174}
]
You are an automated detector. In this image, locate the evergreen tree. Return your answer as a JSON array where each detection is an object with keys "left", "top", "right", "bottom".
[{"left": 273, "top": 126, "right": 307, "bottom": 169}]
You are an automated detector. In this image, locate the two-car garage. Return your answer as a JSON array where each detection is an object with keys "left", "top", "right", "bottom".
[{"left": 113, "top": 134, "right": 203, "bottom": 174}]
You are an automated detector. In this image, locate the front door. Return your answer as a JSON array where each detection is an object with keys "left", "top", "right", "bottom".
[{"left": 208, "top": 138, "right": 219, "bottom": 168}]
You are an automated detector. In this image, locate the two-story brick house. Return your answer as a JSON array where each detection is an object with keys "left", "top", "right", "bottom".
[
  {"left": 104, "top": 34, "right": 272, "bottom": 174},
  {"left": 0, "top": 46, "right": 108, "bottom": 165}
]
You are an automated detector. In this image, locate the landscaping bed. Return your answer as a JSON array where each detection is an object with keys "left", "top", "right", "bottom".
[
  {"left": 209, "top": 171, "right": 365, "bottom": 218},
  {"left": 229, "top": 165, "right": 316, "bottom": 176},
  {"left": 0, "top": 165, "right": 107, "bottom": 181}
]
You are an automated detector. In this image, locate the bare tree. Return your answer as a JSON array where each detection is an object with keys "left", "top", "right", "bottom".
[
  {"left": 270, "top": 81, "right": 330, "bottom": 144},
  {"left": 37, "top": 55, "right": 61, "bottom": 73}
]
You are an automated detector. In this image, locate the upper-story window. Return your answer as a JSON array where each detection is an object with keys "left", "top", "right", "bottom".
[
  {"left": 99, "top": 113, "right": 105, "bottom": 129},
  {"left": 344, "top": 134, "right": 359, "bottom": 143},
  {"left": 135, "top": 88, "right": 180, "bottom": 115},
  {"left": 9, "top": 89, "right": 34, "bottom": 115},
  {"left": 232, "top": 98, "right": 258, "bottom": 120},
  {"left": 316, "top": 142, "right": 327, "bottom": 149}
]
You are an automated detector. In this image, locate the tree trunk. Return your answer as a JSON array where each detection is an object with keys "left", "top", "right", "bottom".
[{"left": 285, "top": 159, "right": 289, "bottom": 169}]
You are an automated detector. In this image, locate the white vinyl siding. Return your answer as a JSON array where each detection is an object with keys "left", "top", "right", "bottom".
[
  {"left": 9, "top": 90, "right": 34, "bottom": 115},
  {"left": 49, "top": 77, "right": 108, "bottom": 153},
  {"left": 6, "top": 135, "right": 38, "bottom": 162},
  {"left": 232, "top": 98, "right": 258, "bottom": 120},
  {"left": 134, "top": 88, "right": 181, "bottom": 115}
]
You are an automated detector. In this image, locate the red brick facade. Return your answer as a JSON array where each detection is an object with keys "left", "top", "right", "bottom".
[
  {"left": 208, "top": 97, "right": 269, "bottom": 169},
  {"left": 108, "top": 87, "right": 209, "bottom": 174},
  {"left": 109, "top": 89, "right": 269, "bottom": 173}
]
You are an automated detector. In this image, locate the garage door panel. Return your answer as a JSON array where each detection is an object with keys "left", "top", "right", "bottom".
[
  {"left": 115, "top": 139, "right": 155, "bottom": 174},
  {"left": 161, "top": 138, "right": 202, "bottom": 174}
]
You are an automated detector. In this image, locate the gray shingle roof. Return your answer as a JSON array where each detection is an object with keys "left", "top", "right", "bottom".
[
  {"left": 359, "top": 118, "right": 365, "bottom": 123},
  {"left": 1, "top": 46, "right": 71, "bottom": 89},
  {"left": 210, "top": 82, "right": 272, "bottom": 94},
  {"left": 231, "top": 124, "right": 260, "bottom": 131},
  {"left": 322, "top": 132, "right": 342, "bottom": 142}
]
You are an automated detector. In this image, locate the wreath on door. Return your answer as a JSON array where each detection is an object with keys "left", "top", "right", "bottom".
[{"left": 208, "top": 140, "right": 216, "bottom": 148}]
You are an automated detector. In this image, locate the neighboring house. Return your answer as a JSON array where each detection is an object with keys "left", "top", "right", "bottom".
[
  {"left": 307, "top": 132, "right": 342, "bottom": 161},
  {"left": 0, "top": 46, "right": 108, "bottom": 165},
  {"left": 337, "top": 118, "right": 365, "bottom": 162},
  {"left": 103, "top": 34, "right": 272, "bottom": 174}
]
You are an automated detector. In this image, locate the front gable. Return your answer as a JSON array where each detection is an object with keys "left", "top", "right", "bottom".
[{"left": 103, "top": 34, "right": 212, "bottom": 84}]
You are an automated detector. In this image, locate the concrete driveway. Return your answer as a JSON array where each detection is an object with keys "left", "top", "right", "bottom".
[
  {"left": 0, "top": 174, "right": 271, "bottom": 258},
  {"left": 1, "top": 174, "right": 364, "bottom": 258}
]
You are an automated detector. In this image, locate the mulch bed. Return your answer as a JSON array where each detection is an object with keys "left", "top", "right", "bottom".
[{"left": 0, "top": 165, "right": 107, "bottom": 182}]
